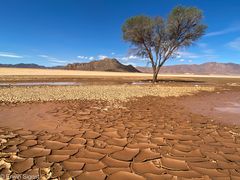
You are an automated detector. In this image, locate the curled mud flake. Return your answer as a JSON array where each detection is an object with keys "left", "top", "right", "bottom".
[
  {"left": 19, "top": 147, "right": 51, "bottom": 158},
  {"left": 62, "top": 161, "right": 85, "bottom": 171},
  {"left": 108, "top": 171, "right": 145, "bottom": 180},
  {"left": 111, "top": 147, "right": 139, "bottom": 161},
  {"left": 76, "top": 170, "right": 106, "bottom": 180},
  {"left": 43, "top": 140, "right": 67, "bottom": 150},
  {"left": 47, "top": 155, "right": 70, "bottom": 163},
  {"left": 11, "top": 158, "right": 34, "bottom": 174}
]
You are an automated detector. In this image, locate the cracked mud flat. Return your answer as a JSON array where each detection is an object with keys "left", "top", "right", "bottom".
[
  {"left": 0, "top": 85, "right": 240, "bottom": 179},
  {"left": 0, "top": 85, "right": 214, "bottom": 102}
]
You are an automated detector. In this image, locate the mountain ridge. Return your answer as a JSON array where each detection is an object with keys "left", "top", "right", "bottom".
[
  {"left": 137, "top": 62, "right": 240, "bottom": 75},
  {"left": 1, "top": 60, "right": 240, "bottom": 75}
]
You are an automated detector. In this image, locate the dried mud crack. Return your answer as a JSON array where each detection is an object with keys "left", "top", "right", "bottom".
[
  {"left": 0, "top": 85, "right": 214, "bottom": 103},
  {"left": 1, "top": 93, "right": 240, "bottom": 179}
]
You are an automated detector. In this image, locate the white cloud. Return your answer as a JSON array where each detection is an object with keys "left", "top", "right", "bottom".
[
  {"left": 176, "top": 48, "right": 218, "bottom": 62},
  {"left": 77, "top": 55, "right": 95, "bottom": 61},
  {"left": 120, "top": 55, "right": 146, "bottom": 62},
  {"left": 89, "top": 56, "right": 94, "bottom": 60},
  {"left": 0, "top": 52, "right": 23, "bottom": 58},
  {"left": 38, "top": 55, "right": 49, "bottom": 58},
  {"left": 205, "top": 25, "right": 240, "bottom": 37},
  {"left": 111, "top": 52, "right": 115, "bottom": 55},
  {"left": 39, "top": 54, "right": 68, "bottom": 65},
  {"left": 177, "top": 51, "right": 199, "bottom": 59},
  {"left": 179, "top": 59, "right": 185, "bottom": 62},
  {"left": 121, "top": 57, "right": 128, "bottom": 61},
  {"left": 227, "top": 37, "right": 240, "bottom": 51},
  {"left": 128, "top": 55, "right": 138, "bottom": 59},
  {"left": 39, "top": 54, "right": 51, "bottom": 59},
  {"left": 98, "top": 55, "right": 108, "bottom": 59},
  {"left": 50, "top": 60, "right": 68, "bottom": 64},
  {"left": 77, "top": 55, "right": 89, "bottom": 59}
]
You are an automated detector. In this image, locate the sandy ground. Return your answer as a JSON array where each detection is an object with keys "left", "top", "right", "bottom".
[
  {"left": 0, "top": 72, "right": 240, "bottom": 179},
  {"left": 1, "top": 67, "right": 240, "bottom": 78},
  {"left": 0, "top": 67, "right": 151, "bottom": 77}
]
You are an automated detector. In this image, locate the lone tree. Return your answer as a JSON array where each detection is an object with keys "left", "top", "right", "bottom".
[{"left": 122, "top": 6, "right": 207, "bottom": 82}]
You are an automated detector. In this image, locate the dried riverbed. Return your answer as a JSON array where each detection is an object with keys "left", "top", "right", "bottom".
[{"left": 0, "top": 85, "right": 214, "bottom": 103}]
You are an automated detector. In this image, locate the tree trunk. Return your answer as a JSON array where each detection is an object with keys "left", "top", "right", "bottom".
[
  {"left": 152, "top": 71, "right": 158, "bottom": 83},
  {"left": 152, "top": 65, "right": 162, "bottom": 83}
]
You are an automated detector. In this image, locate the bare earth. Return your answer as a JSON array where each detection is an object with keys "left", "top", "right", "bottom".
[
  {"left": 1, "top": 68, "right": 240, "bottom": 179},
  {"left": 1, "top": 67, "right": 240, "bottom": 78}
]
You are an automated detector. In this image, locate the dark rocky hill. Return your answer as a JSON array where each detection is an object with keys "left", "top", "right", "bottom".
[{"left": 65, "top": 58, "right": 140, "bottom": 72}]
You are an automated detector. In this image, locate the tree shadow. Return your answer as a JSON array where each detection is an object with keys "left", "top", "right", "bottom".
[{"left": 140, "top": 79, "right": 205, "bottom": 84}]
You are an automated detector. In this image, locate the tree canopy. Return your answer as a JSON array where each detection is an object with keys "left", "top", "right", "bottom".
[{"left": 122, "top": 6, "right": 207, "bottom": 82}]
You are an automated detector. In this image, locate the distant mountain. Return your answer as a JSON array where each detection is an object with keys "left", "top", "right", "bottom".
[
  {"left": 137, "top": 62, "right": 240, "bottom": 75},
  {"left": 0, "top": 63, "right": 46, "bottom": 69},
  {"left": 0, "top": 59, "right": 140, "bottom": 73},
  {"left": 1, "top": 61, "right": 240, "bottom": 75},
  {"left": 65, "top": 58, "right": 140, "bottom": 72}
]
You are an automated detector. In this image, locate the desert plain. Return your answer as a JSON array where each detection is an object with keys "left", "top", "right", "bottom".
[{"left": 0, "top": 68, "right": 240, "bottom": 179}]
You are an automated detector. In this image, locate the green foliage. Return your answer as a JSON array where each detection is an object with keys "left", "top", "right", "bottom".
[
  {"left": 122, "top": 16, "right": 153, "bottom": 44},
  {"left": 167, "top": 6, "right": 207, "bottom": 47}
]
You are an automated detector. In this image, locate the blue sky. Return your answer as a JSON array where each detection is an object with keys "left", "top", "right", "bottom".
[{"left": 0, "top": 0, "right": 240, "bottom": 67}]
